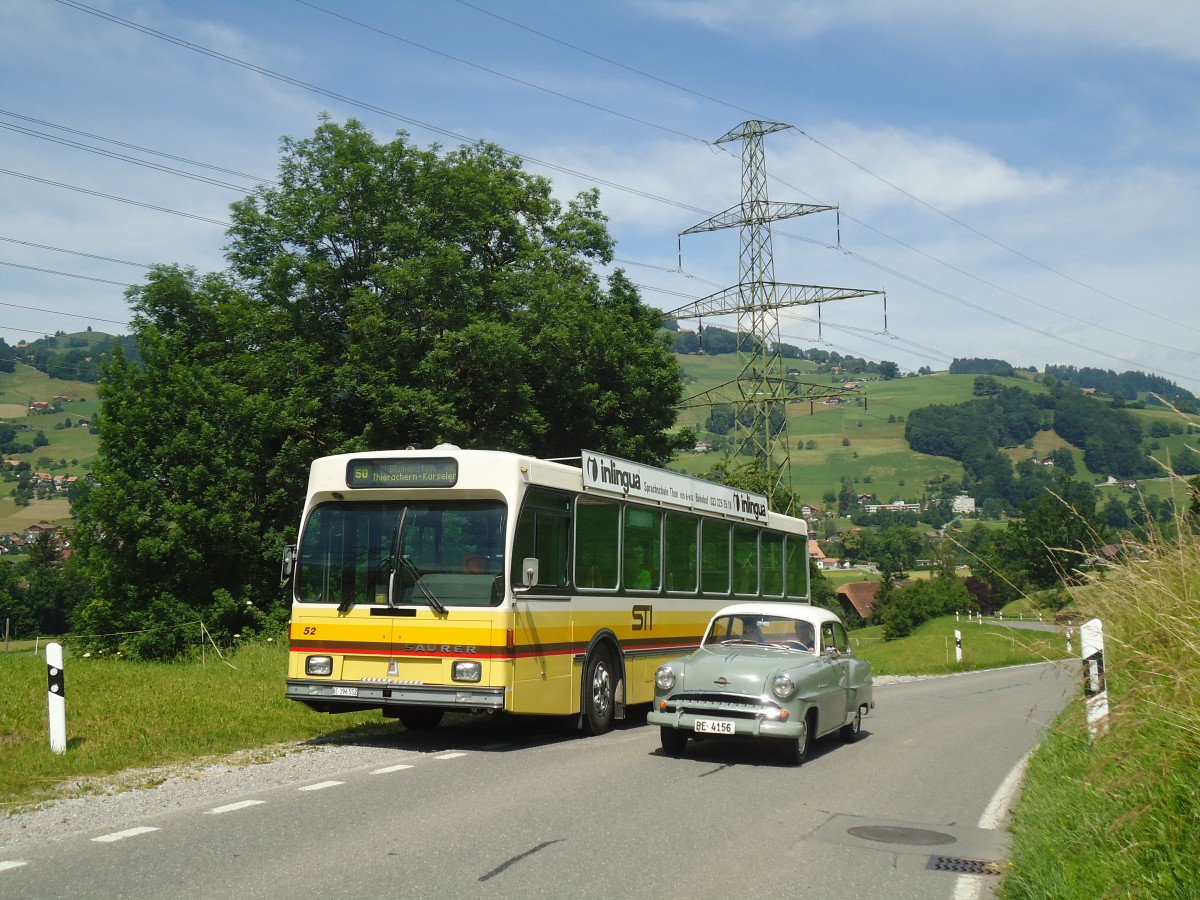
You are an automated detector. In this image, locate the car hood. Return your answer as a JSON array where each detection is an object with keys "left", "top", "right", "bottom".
[{"left": 677, "top": 647, "right": 821, "bottom": 694}]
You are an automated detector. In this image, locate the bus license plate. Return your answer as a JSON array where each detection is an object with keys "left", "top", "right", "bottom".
[
  {"left": 331, "top": 686, "right": 359, "bottom": 697},
  {"left": 694, "top": 718, "right": 734, "bottom": 735}
]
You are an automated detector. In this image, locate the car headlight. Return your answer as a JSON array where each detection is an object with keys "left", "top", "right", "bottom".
[
  {"left": 306, "top": 655, "right": 333, "bottom": 676},
  {"left": 452, "top": 660, "right": 482, "bottom": 683},
  {"left": 771, "top": 672, "right": 796, "bottom": 700},
  {"left": 655, "top": 665, "right": 676, "bottom": 692}
]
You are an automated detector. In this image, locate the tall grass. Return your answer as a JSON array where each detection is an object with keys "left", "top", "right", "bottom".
[
  {"left": 0, "top": 641, "right": 389, "bottom": 813},
  {"left": 1001, "top": 527, "right": 1200, "bottom": 899}
]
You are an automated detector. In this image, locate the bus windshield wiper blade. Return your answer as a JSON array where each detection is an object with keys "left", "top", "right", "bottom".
[{"left": 400, "top": 554, "right": 448, "bottom": 615}]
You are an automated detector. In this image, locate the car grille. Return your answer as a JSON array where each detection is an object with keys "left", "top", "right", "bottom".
[{"left": 663, "top": 691, "right": 779, "bottom": 720}]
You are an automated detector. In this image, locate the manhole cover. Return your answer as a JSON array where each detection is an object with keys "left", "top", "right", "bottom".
[
  {"left": 928, "top": 856, "right": 1003, "bottom": 876},
  {"left": 847, "top": 825, "right": 957, "bottom": 847}
]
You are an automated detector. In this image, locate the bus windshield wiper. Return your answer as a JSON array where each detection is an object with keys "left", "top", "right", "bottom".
[
  {"left": 386, "top": 507, "right": 447, "bottom": 615},
  {"left": 400, "top": 554, "right": 448, "bottom": 615}
]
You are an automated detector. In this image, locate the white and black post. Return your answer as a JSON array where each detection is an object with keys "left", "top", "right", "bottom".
[
  {"left": 1080, "top": 618, "right": 1108, "bottom": 741},
  {"left": 46, "top": 641, "right": 66, "bottom": 754},
  {"left": 954, "top": 629, "right": 962, "bottom": 664}
]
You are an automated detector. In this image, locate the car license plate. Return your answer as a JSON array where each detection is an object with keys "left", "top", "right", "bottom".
[
  {"left": 331, "top": 686, "right": 359, "bottom": 697},
  {"left": 694, "top": 718, "right": 735, "bottom": 734}
]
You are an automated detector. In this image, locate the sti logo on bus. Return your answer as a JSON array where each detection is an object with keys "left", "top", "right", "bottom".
[{"left": 587, "top": 455, "right": 641, "bottom": 492}]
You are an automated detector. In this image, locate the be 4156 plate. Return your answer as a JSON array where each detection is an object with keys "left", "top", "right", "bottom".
[{"left": 694, "top": 717, "right": 734, "bottom": 734}]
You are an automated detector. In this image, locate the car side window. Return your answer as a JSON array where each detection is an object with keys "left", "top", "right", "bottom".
[
  {"left": 820, "top": 622, "right": 837, "bottom": 653},
  {"left": 833, "top": 622, "right": 851, "bottom": 654}
]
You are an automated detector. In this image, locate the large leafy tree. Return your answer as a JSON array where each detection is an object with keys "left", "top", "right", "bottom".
[{"left": 74, "top": 119, "right": 685, "bottom": 657}]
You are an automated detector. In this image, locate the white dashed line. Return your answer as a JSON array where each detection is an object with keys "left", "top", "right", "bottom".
[
  {"left": 206, "top": 800, "right": 267, "bottom": 815},
  {"left": 0, "top": 861, "right": 29, "bottom": 872},
  {"left": 435, "top": 752, "right": 466, "bottom": 760},
  {"left": 92, "top": 826, "right": 159, "bottom": 843},
  {"left": 298, "top": 781, "right": 344, "bottom": 791},
  {"left": 371, "top": 764, "right": 415, "bottom": 774}
]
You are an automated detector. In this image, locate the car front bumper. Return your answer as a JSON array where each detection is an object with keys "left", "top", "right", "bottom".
[{"left": 647, "top": 692, "right": 807, "bottom": 740}]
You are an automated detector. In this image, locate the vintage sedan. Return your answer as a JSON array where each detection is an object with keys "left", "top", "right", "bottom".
[{"left": 647, "top": 602, "right": 873, "bottom": 764}]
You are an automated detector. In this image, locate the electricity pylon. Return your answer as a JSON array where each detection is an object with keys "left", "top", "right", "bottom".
[{"left": 666, "top": 120, "right": 883, "bottom": 511}]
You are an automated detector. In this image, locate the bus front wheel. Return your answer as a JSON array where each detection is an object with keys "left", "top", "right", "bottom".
[{"left": 583, "top": 648, "right": 616, "bottom": 735}]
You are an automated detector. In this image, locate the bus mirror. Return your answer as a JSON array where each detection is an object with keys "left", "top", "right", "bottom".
[
  {"left": 280, "top": 545, "right": 296, "bottom": 583},
  {"left": 522, "top": 557, "right": 539, "bottom": 587}
]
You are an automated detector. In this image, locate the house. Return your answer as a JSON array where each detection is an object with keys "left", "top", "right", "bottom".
[
  {"left": 837, "top": 582, "right": 883, "bottom": 622},
  {"left": 798, "top": 503, "right": 820, "bottom": 519},
  {"left": 807, "top": 539, "right": 826, "bottom": 565},
  {"left": 864, "top": 500, "right": 921, "bottom": 514},
  {"left": 951, "top": 494, "right": 976, "bottom": 515}
]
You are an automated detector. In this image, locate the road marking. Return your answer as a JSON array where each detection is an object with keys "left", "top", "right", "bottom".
[
  {"left": 0, "top": 861, "right": 29, "bottom": 872},
  {"left": 954, "top": 748, "right": 1035, "bottom": 900},
  {"left": 206, "top": 800, "right": 266, "bottom": 814},
  {"left": 299, "top": 781, "right": 344, "bottom": 791},
  {"left": 92, "top": 826, "right": 159, "bottom": 843},
  {"left": 435, "top": 752, "right": 466, "bottom": 760},
  {"left": 372, "top": 764, "right": 414, "bottom": 774}
]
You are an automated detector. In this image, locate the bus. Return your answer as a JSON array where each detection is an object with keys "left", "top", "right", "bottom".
[{"left": 284, "top": 446, "right": 810, "bottom": 734}]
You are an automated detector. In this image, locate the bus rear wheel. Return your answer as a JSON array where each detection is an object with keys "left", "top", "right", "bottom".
[
  {"left": 583, "top": 648, "right": 616, "bottom": 735},
  {"left": 397, "top": 707, "right": 444, "bottom": 731}
]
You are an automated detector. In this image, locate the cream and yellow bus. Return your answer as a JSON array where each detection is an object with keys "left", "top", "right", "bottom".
[{"left": 285, "top": 446, "right": 809, "bottom": 734}]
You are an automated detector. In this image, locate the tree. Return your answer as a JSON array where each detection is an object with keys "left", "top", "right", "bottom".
[{"left": 74, "top": 119, "right": 687, "bottom": 657}]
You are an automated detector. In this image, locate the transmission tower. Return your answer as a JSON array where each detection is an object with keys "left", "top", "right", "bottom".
[{"left": 666, "top": 120, "right": 884, "bottom": 510}]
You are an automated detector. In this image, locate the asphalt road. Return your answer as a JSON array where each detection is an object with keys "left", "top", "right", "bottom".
[{"left": 1, "top": 662, "right": 1076, "bottom": 899}]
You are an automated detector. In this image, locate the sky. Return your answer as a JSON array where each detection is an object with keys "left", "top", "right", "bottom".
[{"left": 2, "top": 0, "right": 1199, "bottom": 393}]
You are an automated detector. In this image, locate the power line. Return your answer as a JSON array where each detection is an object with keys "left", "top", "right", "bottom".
[
  {"left": 0, "top": 236, "right": 152, "bottom": 269},
  {"left": 0, "top": 259, "right": 135, "bottom": 288},
  {"left": 0, "top": 297, "right": 129, "bottom": 326},
  {"left": 0, "top": 108, "right": 274, "bottom": 184},
  {"left": 0, "top": 168, "right": 231, "bottom": 227}
]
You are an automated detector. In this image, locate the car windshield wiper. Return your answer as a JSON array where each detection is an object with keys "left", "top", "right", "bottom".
[{"left": 385, "top": 507, "right": 447, "bottom": 615}]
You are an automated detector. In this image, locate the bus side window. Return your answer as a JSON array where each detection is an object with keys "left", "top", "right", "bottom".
[
  {"left": 664, "top": 512, "right": 698, "bottom": 593},
  {"left": 623, "top": 506, "right": 662, "bottom": 592},
  {"left": 761, "top": 531, "right": 784, "bottom": 597},
  {"left": 786, "top": 534, "right": 809, "bottom": 600},
  {"left": 733, "top": 524, "right": 759, "bottom": 595},
  {"left": 576, "top": 497, "right": 619, "bottom": 589},
  {"left": 700, "top": 519, "right": 730, "bottom": 595},
  {"left": 511, "top": 488, "right": 571, "bottom": 589}
]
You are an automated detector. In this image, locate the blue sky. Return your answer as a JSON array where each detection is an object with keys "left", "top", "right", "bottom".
[{"left": 3, "top": 0, "right": 1199, "bottom": 392}]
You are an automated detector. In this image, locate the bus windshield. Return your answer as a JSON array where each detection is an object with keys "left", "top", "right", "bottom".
[{"left": 296, "top": 500, "right": 507, "bottom": 608}]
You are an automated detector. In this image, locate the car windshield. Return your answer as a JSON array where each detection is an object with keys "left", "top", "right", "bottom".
[{"left": 704, "top": 614, "right": 816, "bottom": 651}]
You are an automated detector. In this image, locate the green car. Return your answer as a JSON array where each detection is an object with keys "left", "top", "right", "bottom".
[{"left": 648, "top": 602, "right": 874, "bottom": 764}]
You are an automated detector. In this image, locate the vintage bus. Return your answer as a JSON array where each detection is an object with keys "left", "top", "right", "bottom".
[{"left": 285, "top": 446, "right": 810, "bottom": 734}]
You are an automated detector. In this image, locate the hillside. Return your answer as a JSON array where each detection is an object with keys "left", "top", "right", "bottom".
[
  {"left": 0, "top": 358, "right": 100, "bottom": 531},
  {"left": 672, "top": 353, "right": 1190, "bottom": 510}
]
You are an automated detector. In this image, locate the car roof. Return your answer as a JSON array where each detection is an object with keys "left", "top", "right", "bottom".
[{"left": 709, "top": 602, "right": 844, "bottom": 626}]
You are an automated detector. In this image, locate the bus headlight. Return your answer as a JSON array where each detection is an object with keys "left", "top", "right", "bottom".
[
  {"left": 771, "top": 673, "right": 796, "bottom": 700},
  {"left": 655, "top": 665, "right": 676, "bottom": 692},
  {"left": 306, "top": 655, "right": 333, "bottom": 676},
  {"left": 452, "top": 660, "right": 482, "bottom": 683}
]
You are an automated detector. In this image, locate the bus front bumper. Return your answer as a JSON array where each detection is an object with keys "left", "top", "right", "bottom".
[{"left": 286, "top": 678, "right": 506, "bottom": 714}]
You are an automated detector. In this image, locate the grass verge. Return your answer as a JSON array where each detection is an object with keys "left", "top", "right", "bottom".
[
  {"left": 1000, "top": 528, "right": 1200, "bottom": 899},
  {"left": 0, "top": 640, "right": 391, "bottom": 813}
]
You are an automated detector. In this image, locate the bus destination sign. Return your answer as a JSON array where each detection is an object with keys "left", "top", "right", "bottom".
[{"left": 345, "top": 457, "right": 459, "bottom": 488}]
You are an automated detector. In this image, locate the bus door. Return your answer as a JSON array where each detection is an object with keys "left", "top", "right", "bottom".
[{"left": 510, "top": 488, "right": 574, "bottom": 713}]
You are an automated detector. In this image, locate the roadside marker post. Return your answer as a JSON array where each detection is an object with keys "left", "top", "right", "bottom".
[
  {"left": 954, "top": 629, "right": 962, "bottom": 664},
  {"left": 46, "top": 641, "right": 66, "bottom": 754},
  {"left": 1081, "top": 618, "right": 1108, "bottom": 741}
]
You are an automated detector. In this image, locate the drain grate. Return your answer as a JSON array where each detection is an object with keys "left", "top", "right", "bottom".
[{"left": 927, "top": 855, "right": 1003, "bottom": 876}]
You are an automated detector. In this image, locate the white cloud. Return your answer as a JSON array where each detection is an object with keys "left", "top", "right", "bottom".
[{"left": 640, "top": 0, "right": 1200, "bottom": 61}]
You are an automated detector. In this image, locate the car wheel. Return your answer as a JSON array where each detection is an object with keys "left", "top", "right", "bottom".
[
  {"left": 782, "top": 712, "right": 812, "bottom": 765},
  {"left": 840, "top": 707, "right": 862, "bottom": 742},
  {"left": 583, "top": 647, "right": 616, "bottom": 735},
  {"left": 660, "top": 727, "right": 688, "bottom": 757},
  {"left": 397, "top": 707, "right": 444, "bottom": 731}
]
